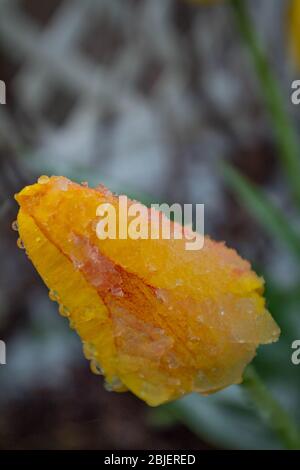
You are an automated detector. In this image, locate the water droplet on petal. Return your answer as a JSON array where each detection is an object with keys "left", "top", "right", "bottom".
[
  {"left": 49, "top": 289, "right": 59, "bottom": 302},
  {"left": 17, "top": 238, "right": 25, "bottom": 249},
  {"left": 38, "top": 175, "right": 50, "bottom": 185},
  {"left": 90, "top": 359, "right": 103, "bottom": 375},
  {"left": 59, "top": 304, "right": 70, "bottom": 317},
  {"left": 147, "top": 263, "right": 157, "bottom": 273},
  {"left": 111, "top": 286, "right": 124, "bottom": 297},
  {"left": 155, "top": 289, "right": 168, "bottom": 303},
  {"left": 95, "top": 184, "right": 113, "bottom": 196},
  {"left": 104, "top": 376, "right": 124, "bottom": 391},
  {"left": 11, "top": 220, "right": 19, "bottom": 231},
  {"left": 166, "top": 354, "right": 179, "bottom": 369}
]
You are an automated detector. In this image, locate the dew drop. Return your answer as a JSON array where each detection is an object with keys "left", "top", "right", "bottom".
[
  {"left": 90, "top": 359, "right": 103, "bottom": 375},
  {"left": 110, "top": 286, "right": 124, "bottom": 297},
  {"left": 72, "top": 257, "right": 84, "bottom": 270},
  {"left": 49, "top": 289, "right": 59, "bottom": 302},
  {"left": 55, "top": 179, "right": 69, "bottom": 191},
  {"left": 155, "top": 289, "right": 168, "bottom": 303},
  {"left": 147, "top": 263, "right": 157, "bottom": 273},
  {"left": 166, "top": 354, "right": 179, "bottom": 369},
  {"left": 59, "top": 304, "right": 70, "bottom": 317},
  {"left": 104, "top": 376, "right": 124, "bottom": 392},
  {"left": 38, "top": 175, "right": 50, "bottom": 185},
  {"left": 11, "top": 220, "right": 19, "bottom": 232},
  {"left": 17, "top": 238, "right": 25, "bottom": 249}
]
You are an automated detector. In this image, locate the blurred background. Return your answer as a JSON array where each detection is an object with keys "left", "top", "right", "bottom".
[{"left": 0, "top": 0, "right": 300, "bottom": 450}]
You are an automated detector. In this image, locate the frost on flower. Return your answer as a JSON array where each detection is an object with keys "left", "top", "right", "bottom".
[{"left": 15, "top": 176, "right": 280, "bottom": 406}]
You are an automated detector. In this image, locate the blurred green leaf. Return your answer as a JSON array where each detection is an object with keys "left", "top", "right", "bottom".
[
  {"left": 221, "top": 160, "right": 300, "bottom": 262},
  {"left": 162, "top": 389, "right": 281, "bottom": 449},
  {"left": 231, "top": 0, "right": 300, "bottom": 208}
]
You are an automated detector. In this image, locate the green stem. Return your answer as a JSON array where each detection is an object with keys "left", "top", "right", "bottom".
[
  {"left": 230, "top": 0, "right": 300, "bottom": 208},
  {"left": 243, "top": 366, "right": 300, "bottom": 450}
]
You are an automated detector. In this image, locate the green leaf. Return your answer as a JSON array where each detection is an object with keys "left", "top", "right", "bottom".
[
  {"left": 221, "top": 160, "right": 300, "bottom": 261},
  {"left": 230, "top": 0, "right": 300, "bottom": 208}
]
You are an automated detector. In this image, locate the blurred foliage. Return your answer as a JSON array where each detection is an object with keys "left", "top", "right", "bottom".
[{"left": 2, "top": 0, "right": 300, "bottom": 451}]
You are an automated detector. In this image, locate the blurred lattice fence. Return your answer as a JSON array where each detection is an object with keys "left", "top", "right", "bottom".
[
  {"left": 0, "top": 0, "right": 286, "bottom": 200},
  {"left": 0, "top": 0, "right": 290, "bottom": 241}
]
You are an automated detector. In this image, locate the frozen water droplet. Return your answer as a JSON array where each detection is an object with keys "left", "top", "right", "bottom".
[
  {"left": 175, "top": 279, "right": 183, "bottom": 286},
  {"left": 17, "top": 238, "right": 25, "bottom": 249},
  {"left": 197, "top": 314, "right": 204, "bottom": 323},
  {"left": 35, "top": 237, "right": 41, "bottom": 243},
  {"left": 147, "top": 263, "right": 157, "bottom": 273},
  {"left": 71, "top": 255, "right": 84, "bottom": 270},
  {"left": 81, "top": 181, "right": 89, "bottom": 187},
  {"left": 49, "top": 289, "right": 59, "bottom": 302},
  {"left": 11, "top": 220, "right": 19, "bottom": 232},
  {"left": 220, "top": 309, "right": 225, "bottom": 316},
  {"left": 166, "top": 354, "right": 179, "bottom": 369},
  {"left": 59, "top": 304, "right": 70, "bottom": 317},
  {"left": 95, "top": 184, "right": 113, "bottom": 196},
  {"left": 90, "top": 359, "right": 103, "bottom": 375},
  {"left": 110, "top": 287, "right": 124, "bottom": 297},
  {"left": 104, "top": 376, "right": 124, "bottom": 391},
  {"left": 38, "top": 175, "right": 50, "bottom": 185},
  {"left": 188, "top": 335, "right": 199, "bottom": 343},
  {"left": 55, "top": 179, "right": 69, "bottom": 191},
  {"left": 155, "top": 289, "right": 168, "bottom": 303}
]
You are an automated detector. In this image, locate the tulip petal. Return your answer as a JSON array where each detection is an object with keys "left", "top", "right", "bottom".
[{"left": 15, "top": 176, "right": 280, "bottom": 406}]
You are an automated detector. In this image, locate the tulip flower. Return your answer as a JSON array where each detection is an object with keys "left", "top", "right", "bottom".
[{"left": 14, "top": 176, "right": 279, "bottom": 406}]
